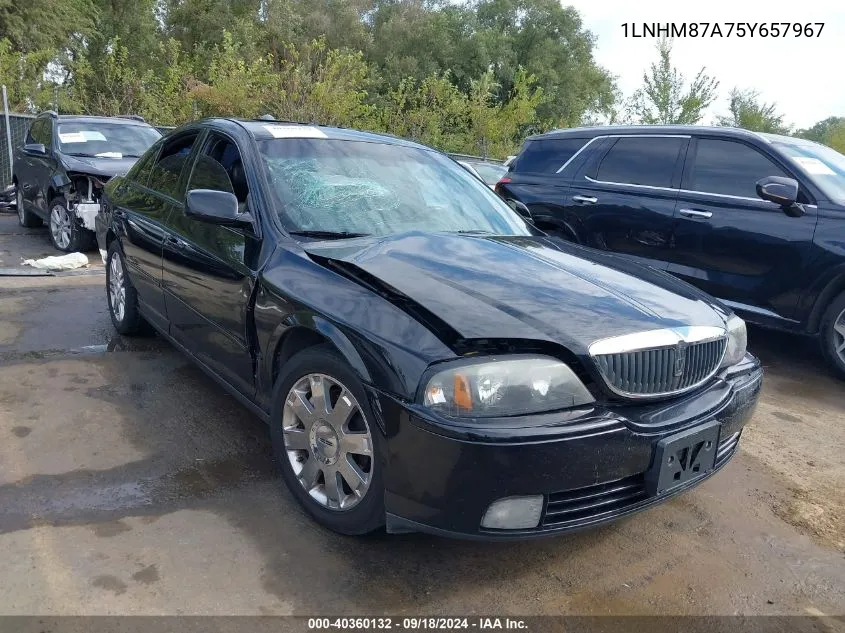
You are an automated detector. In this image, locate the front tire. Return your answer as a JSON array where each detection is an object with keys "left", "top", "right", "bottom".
[
  {"left": 270, "top": 345, "right": 385, "bottom": 535},
  {"left": 16, "top": 186, "right": 42, "bottom": 228},
  {"left": 106, "top": 242, "right": 145, "bottom": 335},
  {"left": 48, "top": 195, "right": 94, "bottom": 252},
  {"left": 819, "top": 291, "right": 845, "bottom": 380}
]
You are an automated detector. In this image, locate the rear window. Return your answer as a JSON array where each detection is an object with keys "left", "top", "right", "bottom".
[{"left": 512, "top": 138, "right": 588, "bottom": 174}]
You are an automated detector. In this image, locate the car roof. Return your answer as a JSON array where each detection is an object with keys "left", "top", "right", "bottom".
[
  {"left": 193, "top": 118, "right": 434, "bottom": 151},
  {"left": 529, "top": 125, "right": 774, "bottom": 143},
  {"left": 43, "top": 114, "right": 154, "bottom": 128}
]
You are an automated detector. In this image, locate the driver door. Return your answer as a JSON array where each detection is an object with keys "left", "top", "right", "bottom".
[
  {"left": 668, "top": 137, "right": 818, "bottom": 325},
  {"left": 161, "top": 131, "right": 260, "bottom": 397}
]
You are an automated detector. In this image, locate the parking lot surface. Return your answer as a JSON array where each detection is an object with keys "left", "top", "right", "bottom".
[{"left": 0, "top": 213, "right": 843, "bottom": 616}]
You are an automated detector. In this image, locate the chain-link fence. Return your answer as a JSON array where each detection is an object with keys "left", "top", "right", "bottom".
[{"left": 1, "top": 113, "right": 35, "bottom": 187}]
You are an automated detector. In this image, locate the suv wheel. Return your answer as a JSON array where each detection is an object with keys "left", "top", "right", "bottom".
[
  {"left": 16, "top": 187, "right": 42, "bottom": 228},
  {"left": 48, "top": 196, "right": 93, "bottom": 252},
  {"left": 270, "top": 345, "right": 384, "bottom": 535},
  {"left": 819, "top": 291, "right": 845, "bottom": 380}
]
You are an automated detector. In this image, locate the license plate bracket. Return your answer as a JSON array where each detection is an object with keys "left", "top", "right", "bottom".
[{"left": 646, "top": 421, "right": 721, "bottom": 496}]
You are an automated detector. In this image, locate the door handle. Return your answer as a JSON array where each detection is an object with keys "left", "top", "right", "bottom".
[
  {"left": 166, "top": 236, "right": 187, "bottom": 249},
  {"left": 679, "top": 208, "right": 713, "bottom": 219},
  {"left": 572, "top": 195, "right": 598, "bottom": 205}
]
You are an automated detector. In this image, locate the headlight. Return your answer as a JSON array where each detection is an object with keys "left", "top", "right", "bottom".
[
  {"left": 421, "top": 356, "right": 594, "bottom": 417},
  {"left": 721, "top": 315, "right": 747, "bottom": 367}
]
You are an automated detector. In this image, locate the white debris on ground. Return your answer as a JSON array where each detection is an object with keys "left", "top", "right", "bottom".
[{"left": 22, "top": 252, "right": 89, "bottom": 270}]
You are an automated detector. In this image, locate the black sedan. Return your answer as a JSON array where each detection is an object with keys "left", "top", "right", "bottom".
[{"left": 96, "top": 118, "right": 762, "bottom": 538}]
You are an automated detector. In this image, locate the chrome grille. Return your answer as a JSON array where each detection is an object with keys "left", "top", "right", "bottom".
[{"left": 593, "top": 336, "right": 726, "bottom": 398}]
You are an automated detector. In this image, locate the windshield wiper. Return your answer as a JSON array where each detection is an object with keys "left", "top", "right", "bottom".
[
  {"left": 289, "top": 230, "right": 370, "bottom": 240},
  {"left": 449, "top": 229, "right": 494, "bottom": 235},
  {"left": 65, "top": 152, "right": 97, "bottom": 158}
]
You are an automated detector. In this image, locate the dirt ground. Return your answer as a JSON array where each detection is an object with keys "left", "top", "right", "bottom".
[{"left": 0, "top": 212, "right": 843, "bottom": 616}]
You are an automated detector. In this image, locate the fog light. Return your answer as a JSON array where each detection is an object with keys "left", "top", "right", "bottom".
[{"left": 480, "top": 496, "right": 543, "bottom": 529}]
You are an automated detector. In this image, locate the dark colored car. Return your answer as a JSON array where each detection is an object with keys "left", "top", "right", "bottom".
[
  {"left": 13, "top": 112, "right": 161, "bottom": 252},
  {"left": 497, "top": 126, "right": 845, "bottom": 378},
  {"left": 98, "top": 118, "right": 761, "bottom": 539}
]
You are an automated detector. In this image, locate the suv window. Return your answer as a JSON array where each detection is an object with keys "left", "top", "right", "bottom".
[
  {"left": 596, "top": 137, "right": 684, "bottom": 188},
  {"left": 147, "top": 132, "right": 199, "bottom": 200},
  {"left": 689, "top": 139, "right": 789, "bottom": 199},
  {"left": 27, "top": 118, "right": 52, "bottom": 148},
  {"left": 514, "top": 138, "right": 588, "bottom": 174}
]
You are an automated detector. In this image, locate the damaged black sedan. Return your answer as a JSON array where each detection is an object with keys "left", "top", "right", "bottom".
[
  {"left": 13, "top": 112, "right": 160, "bottom": 251},
  {"left": 97, "top": 118, "right": 762, "bottom": 538}
]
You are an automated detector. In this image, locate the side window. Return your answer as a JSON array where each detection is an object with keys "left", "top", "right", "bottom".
[
  {"left": 126, "top": 144, "right": 160, "bottom": 188},
  {"left": 27, "top": 119, "right": 50, "bottom": 147},
  {"left": 147, "top": 132, "right": 199, "bottom": 200},
  {"left": 596, "top": 137, "right": 684, "bottom": 188},
  {"left": 513, "top": 138, "right": 588, "bottom": 174},
  {"left": 187, "top": 134, "right": 249, "bottom": 207},
  {"left": 688, "top": 139, "right": 789, "bottom": 199}
]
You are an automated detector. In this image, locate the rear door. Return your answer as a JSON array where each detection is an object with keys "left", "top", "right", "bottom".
[
  {"left": 668, "top": 136, "right": 818, "bottom": 324},
  {"left": 114, "top": 131, "right": 200, "bottom": 329},
  {"left": 161, "top": 131, "right": 260, "bottom": 397},
  {"left": 565, "top": 135, "right": 688, "bottom": 269}
]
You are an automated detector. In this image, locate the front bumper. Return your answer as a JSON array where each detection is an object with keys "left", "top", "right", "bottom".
[{"left": 376, "top": 353, "right": 762, "bottom": 540}]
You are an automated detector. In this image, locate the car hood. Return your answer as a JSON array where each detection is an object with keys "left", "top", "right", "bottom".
[
  {"left": 59, "top": 153, "right": 139, "bottom": 178},
  {"left": 303, "top": 232, "right": 729, "bottom": 354}
]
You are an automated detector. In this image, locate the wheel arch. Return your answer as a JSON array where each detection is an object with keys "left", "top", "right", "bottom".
[
  {"left": 807, "top": 272, "right": 845, "bottom": 334},
  {"left": 268, "top": 318, "right": 372, "bottom": 390}
]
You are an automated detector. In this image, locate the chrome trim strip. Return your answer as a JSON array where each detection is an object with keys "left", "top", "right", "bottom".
[
  {"left": 554, "top": 137, "right": 600, "bottom": 174},
  {"left": 555, "top": 134, "right": 690, "bottom": 174},
  {"left": 588, "top": 326, "right": 726, "bottom": 356},
  {"left": 584, "top": 175, "right": 677, "bottom": 192}
]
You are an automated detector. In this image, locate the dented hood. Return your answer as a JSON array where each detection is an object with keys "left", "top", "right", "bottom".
[
  {"left": 59, "top": 152, "right": 139, "bottom": 179},
  {"left": 303, "top": 232, "right": 728, "bottom": 354}
]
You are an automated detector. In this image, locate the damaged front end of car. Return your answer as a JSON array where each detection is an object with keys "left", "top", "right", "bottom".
[{"left": 52, "top": 171, "right": 112, "bottom": 234}]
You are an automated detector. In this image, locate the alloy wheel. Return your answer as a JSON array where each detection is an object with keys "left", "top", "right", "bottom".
[
  {"left": 16, "top": 189, "right": 24, "bottom": 225},
  {"left": 834, "top": 308, "right": 845, "bottom": 365},
  {"left": 109, "top": 253, "right": 126, "bottom": 323},
  {"left": 50, "top": 203, "right": 72, "bottom": 250},
  {"left": 282, "top": 373, "right": 374, "bottom": 511}
]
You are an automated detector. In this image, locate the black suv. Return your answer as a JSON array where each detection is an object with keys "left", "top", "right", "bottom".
[
  {"left": 13, "top": 112, "right": 161, "bottom": 252},
  {"left": 497, "top": 126, "right": 845, "bottom": 378}
]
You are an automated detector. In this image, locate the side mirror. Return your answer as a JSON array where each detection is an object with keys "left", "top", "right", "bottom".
[
  {"left": 23, "top": 143, "right": 47, "bottom": 156},
  {"left": 185, "top": 189, "right": 253, "bottom": 228},
  {"left": 507, "top": 198, "right": 534, "bottom": 223},
  {"left": 756, "top": 176, "right": 804, "bottom": 218}
]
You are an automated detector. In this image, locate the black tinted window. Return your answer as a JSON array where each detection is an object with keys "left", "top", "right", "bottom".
[
  {"left": 28, "top": 119, "right": 51, "bottom": 147},
  {"left": 127, "top": 146, "right": 159, "bottom": 187},
  {"left": 187, "top": 134, "right": 247, "bottom": 202},
  {"left": 147, "top": 133, "right": 198, "bottom": 200},
  {"left": 596, "top": 137, "right": 684, "bottom": 187},
  {"left": 513, "top": 138, "right": 588, "bottom": 174},
  {"left": 689, "top": 139, "right": 789, "bottom": 198}
]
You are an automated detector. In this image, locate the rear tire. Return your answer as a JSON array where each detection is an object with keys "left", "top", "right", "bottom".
[
  {"left": 819, "top": 291, "right": 845, "bottom": 380},
  {"left": 16, "top": 186, "right": 42, "bottom": 228},
  {"left": 270, "top": 344, "right": 385, "bottom": 535},
  {"left": 106, "top": 242, "right": 146, "bottom": 335}
]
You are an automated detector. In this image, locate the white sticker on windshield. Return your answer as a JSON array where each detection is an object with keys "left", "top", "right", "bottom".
[
  {"left": 793, "top": 156, "right": 835, "bottom": 176},
  {"left": 82, "top": 131, "right": 107, "bottom": 141},
  {"left": 95, "top": 152, "right": 123, "bottom": 158},
  {"left": 264, "top": 125, "right": 327, "bottom": 139},
  {"left": 59, "top": 130, "right": 108, "bottom": 143},
  {"left": 58, "top": 132, "right": 86, "bottom": 144}
]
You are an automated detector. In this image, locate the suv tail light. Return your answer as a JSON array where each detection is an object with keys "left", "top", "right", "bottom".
[{"left": 494, "top": 176, "right": 511, "bottom": 194}]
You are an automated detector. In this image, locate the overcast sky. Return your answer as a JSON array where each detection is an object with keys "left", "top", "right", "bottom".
[{"left": 565, "top": 0, "right": 845, "bottom": 129}]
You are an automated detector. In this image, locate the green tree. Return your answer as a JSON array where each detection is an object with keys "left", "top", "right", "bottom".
[
  {"left": 716, "top": 88, "right": 790, "bottom": 134},
  {"left": 797, "top": 117, "right": 845, "bottom": 144},
  {"left": 629, "top": 38, "right": 719, "bottom": 125},
  {"left": 0, "top": 0, "right": 95, "bottom": 53},
  {"left": 0, "top": 38, "right": 57, "bottom": 111}
]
